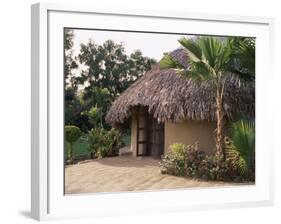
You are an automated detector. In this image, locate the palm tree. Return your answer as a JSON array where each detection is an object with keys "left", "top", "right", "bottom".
[{"left": 160, "top": 37, "right": 233, "bottom": 158}]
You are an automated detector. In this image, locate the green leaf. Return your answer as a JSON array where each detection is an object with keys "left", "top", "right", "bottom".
[
  {"left": 171, "top": 62, "right": 213, "bottom": 82},
  {"left": 159, "top": 54, "right": 185, "bottom": 70},
  {"left": 178, "top": 37, "right": 202, "bottom": 62},
  {"left": 225, "top": 119, "right": 255, "bottom": 177}
]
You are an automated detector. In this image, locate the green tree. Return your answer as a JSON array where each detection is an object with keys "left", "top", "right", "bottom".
[
  {"left": 64, "top": 28, "right": 74, "bottom": 50},
  {"left": 64, "top": 29, "right": 86, "bottom": 130},
  {"left": 78, "top": 40, "right": 156, "bottom": 98},
  {"left": 65, "top": 125, "right": 81, "bottom": 162},
  {"left": 65, "top": 87, "right": 82, "bottom": 125},
  {"left": 64, "top": 29, "right": 78, "bottom": 89},
  {"left": 88, "top": 127, "right": 123, "bottom": 158},
  {"left": 83, "top": 105, "right": 103, "bottom": 128},
  {"left": 160, "top": 37, "right": 255, "bottom": 158},
  {"left": 81, "top": 87, "right": 112, "bottom": 129}
]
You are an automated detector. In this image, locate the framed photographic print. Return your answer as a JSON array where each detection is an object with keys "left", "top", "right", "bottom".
[{"left": 31, "top": 2, "right": 274, "bottom": 221}]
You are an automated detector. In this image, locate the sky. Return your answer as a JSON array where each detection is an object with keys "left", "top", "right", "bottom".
[{"left": 71, "top": 29, "right": 191, "bottom": 61}]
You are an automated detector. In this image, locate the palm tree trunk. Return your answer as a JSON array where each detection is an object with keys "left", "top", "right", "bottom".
[{"left": 215, "top": 87, "right": 225, "bottom": 159}]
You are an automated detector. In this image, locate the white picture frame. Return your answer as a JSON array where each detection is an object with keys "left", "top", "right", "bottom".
[{"left": 31, "top": 2, "right": 274, "bottom": 221}]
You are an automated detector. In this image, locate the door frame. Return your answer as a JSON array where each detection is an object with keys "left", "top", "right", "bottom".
[
  {"left": 136, "top": 106, "right": 165, "bottom": 157},
  {"left": 136, "top": 106, "right": 150, "bottom": 156}
]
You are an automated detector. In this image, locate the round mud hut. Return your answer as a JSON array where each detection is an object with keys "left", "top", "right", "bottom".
[{"left": 105, "top": 48, "right": 255, "bottom": 157}]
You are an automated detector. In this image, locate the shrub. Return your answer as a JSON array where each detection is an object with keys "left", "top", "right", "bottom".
[
  {"left": 160, "top": 142, "right": 237, "bottom": 181},
  {"left": 88, "top": 127, "right": 123, "bottom": 158},
  {"left": 65, "top": 125, "right": 82, "bottom": 162},
  {"left": 107, "top": 128, "right": 124, "bottom": 155},
  {"left": 170, "top": 143, "right": 187, "bottom": 155},
  {"left": 160, "top": 153, "right": 185, "bottom": 176},
  {"left": 86, "top": 105, "right": 102, "bottom": 127},
  {"left": 160, "top": 143, "right": 194, "bottom": 176},
  {"left": 198, "top": 155, "right": 234, "bottom": 181},
  {"left": 88, "top": 128, "right": 109, "bottom": 158},
  {"left": 185, "top": 148, "right": 206, "bottom": 178}
]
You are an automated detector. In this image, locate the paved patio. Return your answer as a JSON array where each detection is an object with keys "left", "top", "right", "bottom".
[{"left": 65, "top": 156, "right": 239, "bottom": 194}]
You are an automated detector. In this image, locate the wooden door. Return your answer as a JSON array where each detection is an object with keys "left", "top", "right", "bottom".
[{"left": 136, "top": 106, "right": 149, "bottom": 156}]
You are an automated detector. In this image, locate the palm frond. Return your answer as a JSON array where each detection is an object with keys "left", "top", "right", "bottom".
[
  {"left": 227, "top": 37, "right": 255, "bottom": 80},
  {"left": 198, "top": 37, "right": 223, "bottom": 68},
  {"left": 225, "top": 119, "right": 255, "bottom": 177},
  {"left": 231, "top": 119, "right": 255, "bottom": 157},
  {"left": 187, "top": 61, "right": 214, "bottom": 81},
  {"left": 159, "top": 54, "right": 186, "bottom": 70},
  {"left": 225, "top": 147, "right": 248, "bottom": 176},
  {"left": 178, "top": 37, "right": 202, "bottom": 62}
]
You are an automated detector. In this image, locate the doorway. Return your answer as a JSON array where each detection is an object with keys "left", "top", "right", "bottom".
[{"left": 136, "top": 106, "right": 164, "bottom": 157}]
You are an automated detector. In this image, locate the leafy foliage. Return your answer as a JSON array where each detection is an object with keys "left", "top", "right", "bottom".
[
  {"left": 83, "top": 105, "right": 103, "bottom": 128},
  {"left": 170, "top": 143, "right": 187, "bottom": 156},
  {"left": 195, "top": 154, "right": 234, "bottom": 181},
  {"left": 80, "top": 87, "right": 112, "bottom": 129},
  {"left": 160, "top": 142, "right": 239, "bottom": 181},
  {"left": 78, "top": 40, "right": 156, "bottom": 98},
  {"left": 64, "top": 30, "right": 86, "bottom": 131},
  {"left": 160, "top": 143, "right": 197, "bottom": 176},
  {"left": 160, "top": 37, "right": 232, "bottom": 83},
  {"left": 159, "top": 54, "right": 185, "bottom": 70},
  {"left": 88, "top": 128, "right": 123, "bottom": 158},
  {"left": 168, "top": 143, "right": 188, "bottom": 176},
  {"left": 65, "top": 125, "right": 82, "bottom": 145},
  {"left": 225, "top": 119, "right": 255, "bottom": 179},
  {"left": 82, "top": 87, "right": 111, "bottom": 110},
  {"left": 64, "top": 29, "right": 74, "bottom": 50},
  {"left": 107, "top": 128, "right": 124, "bottom": 155},
  {"left": 64, "top": 87, "right": 86, "bottom": 129},
  {"left": 64, "top": 29, "right": 78, "bottom": 89},
  {"left": 227, "top": 37, "right": 255, "bottom": 80},
  {"left": 88, "top": 128, "right": 109, "bottom": 158}
]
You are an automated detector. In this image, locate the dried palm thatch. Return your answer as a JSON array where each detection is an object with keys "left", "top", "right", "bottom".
[{"left": 105, "top": 48, "right": 255, "bottom": 127}]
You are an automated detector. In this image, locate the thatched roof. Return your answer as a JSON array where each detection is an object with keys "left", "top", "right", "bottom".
[{"left": 105, "top": 48, "right": 255, "bottom": 126}]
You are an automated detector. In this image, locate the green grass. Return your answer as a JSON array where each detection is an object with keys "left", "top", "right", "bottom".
[
  {"left": 65, "top": 132, "right": 131, "bottom": 159},
  {"left": 122, "top": 133, "right": 131, "bottom": 146},
  {"left": 65, "top": 136, "right": 90, "bottom": 158}
]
